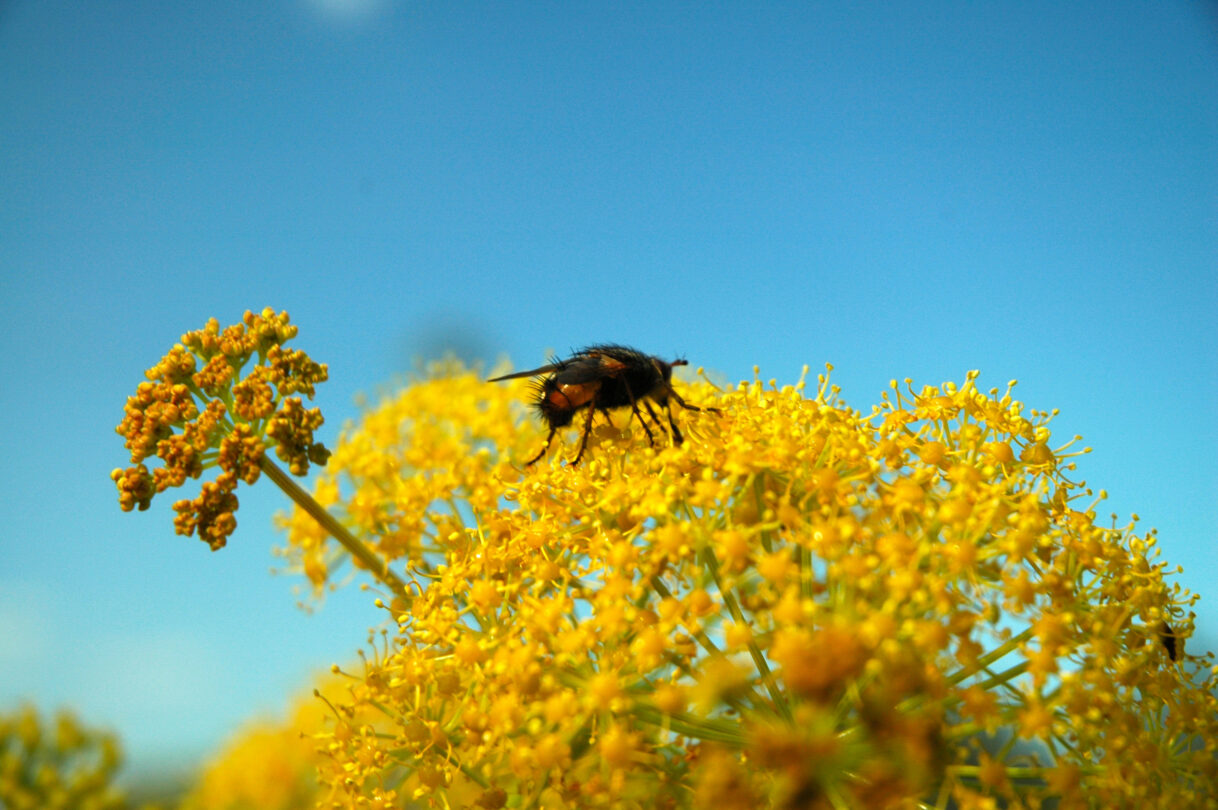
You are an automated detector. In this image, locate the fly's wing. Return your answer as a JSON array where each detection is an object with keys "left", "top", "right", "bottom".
[
  {"left": 551, "top": 351, "right": 628, "bottom": 385},
  {"left": 488, "top": 348, "right": 633, "bottom": 384},
  {"left": 487, "top": 362, "right": 563, "bottom": 382}
]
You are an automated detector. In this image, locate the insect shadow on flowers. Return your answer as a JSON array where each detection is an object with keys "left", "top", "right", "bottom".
[{"left": 488, "top": 344, "right": 719, "bottom": 465}]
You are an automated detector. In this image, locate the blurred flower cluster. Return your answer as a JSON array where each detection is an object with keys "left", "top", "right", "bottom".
[
  {"left": 177, "top": 673, "right": 386, "bottom": 810},
  {"left": 268, "top": 361, "right": 1217, "bottom": 809},
  {"left": 176, "top": 706, "right": 322, "bottom": 810},
  {"left": 0, "top": 705, "right": 132, "bottom": 810},
  {"left": 111, "top": 308, "right": 330, "bottom": 550}
]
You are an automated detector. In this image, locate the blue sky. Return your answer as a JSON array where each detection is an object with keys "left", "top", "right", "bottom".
[{"left": 1, "top": 0, "right": 1215, "bottom": 779}]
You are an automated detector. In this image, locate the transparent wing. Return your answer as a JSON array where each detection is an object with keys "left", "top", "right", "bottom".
[{"left": 487, "top": 362, "right": 562, "bottom": 382}]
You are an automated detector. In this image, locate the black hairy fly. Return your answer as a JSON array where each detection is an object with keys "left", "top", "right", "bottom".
[{"left": 488, "top": 344, "right": 718, "bottom": 465}]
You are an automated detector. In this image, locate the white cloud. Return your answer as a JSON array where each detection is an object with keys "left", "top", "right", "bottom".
[
  {"left": 303, "top": 0, "right": 392, "bottom": 24},
  {"left": 87, "top": 632, "right": 224, "bottom": 721}
]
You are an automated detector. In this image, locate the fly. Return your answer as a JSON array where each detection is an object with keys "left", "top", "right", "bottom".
[{"left": 488, "top": 344, "right": 717, "bottom": 465}]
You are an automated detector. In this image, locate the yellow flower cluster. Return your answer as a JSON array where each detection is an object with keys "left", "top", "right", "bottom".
[
  {"left": 178, "top": 674, "right": 381, "bottom": 810},
  {"left": 178, "top": 712, "right": 320, "bottom": 810},
  {"left": 278, "top": 362, "right": 1216, "bottom": 809},
  {"left": 112, "top": 309, "right": 330, "bottom": 550},
  {"left": 0, "top": 705, "right": 130, "bottom": 810}
]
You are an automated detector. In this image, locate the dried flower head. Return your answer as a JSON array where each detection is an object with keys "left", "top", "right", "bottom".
[{"left": 112, "top": 308, "right": 329, "bottom": 550}]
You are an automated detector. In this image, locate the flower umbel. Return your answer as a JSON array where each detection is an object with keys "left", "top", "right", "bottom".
[
  {"left": 280, "top": 363, "right": 1217, "bottom": 809},
  {"left": 112, "top": 308, "right": 329, "bottom": 550},
  {"left": 0, "top": 705, "right": 129, "bottom": 810}
]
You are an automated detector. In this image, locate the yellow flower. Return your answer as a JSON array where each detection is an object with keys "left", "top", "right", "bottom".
[
  {"left": 597, "top": 723, "right": 639, "bottom": 769},
  {"left": 246, "top": 360, "right": 1218, "bottom": 808}
]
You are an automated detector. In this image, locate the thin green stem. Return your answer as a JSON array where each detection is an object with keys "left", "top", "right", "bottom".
[
  {"left": 259, "top": 455, "right": 411, "bottom": 601},
  {"left": 700, "top": 547, "right": 792, "bottom": 723},
  {"left": 946, "top": 626, "right": 1035, "bottom": 686},
  {"left": 948, "top": 764, "right": 1056, "bottom": 784},
  {"left": 975, "top": 660, "right": 1030, "bottom": 692},
  {"left": 630, "top": 704, "right": 748, "bottom": 746}
]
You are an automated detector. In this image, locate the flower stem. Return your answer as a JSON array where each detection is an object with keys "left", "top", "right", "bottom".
[
  {"left": 258, "top": 455, "right": 410, "bottom": 601},
  {"left": 699, "top": 546, "right": 793, "bottom": 723}
]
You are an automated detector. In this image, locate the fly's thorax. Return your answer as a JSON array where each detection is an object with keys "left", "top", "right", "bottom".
[{"left": 593, "top": 362, "right": 661, "bottom": 409}]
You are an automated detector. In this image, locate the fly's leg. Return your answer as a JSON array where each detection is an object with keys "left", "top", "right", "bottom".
[
  {"left": 644, "top": 400, "right": 681, "bottom": 446},
  {"left": 619, "top": 378, "right": 657, "bottom": 446},
  {"left": 570, "top": 399, "right": 599, "bottom": 465},
  {"left": 668, "top": 388, "right": 721, "bottom": 415},
  {"left": 661, "top": 387, "right": 721, "bottom": 447},
  {"left": 525, "top": 426, "right": 558, "bottom": 466}
]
